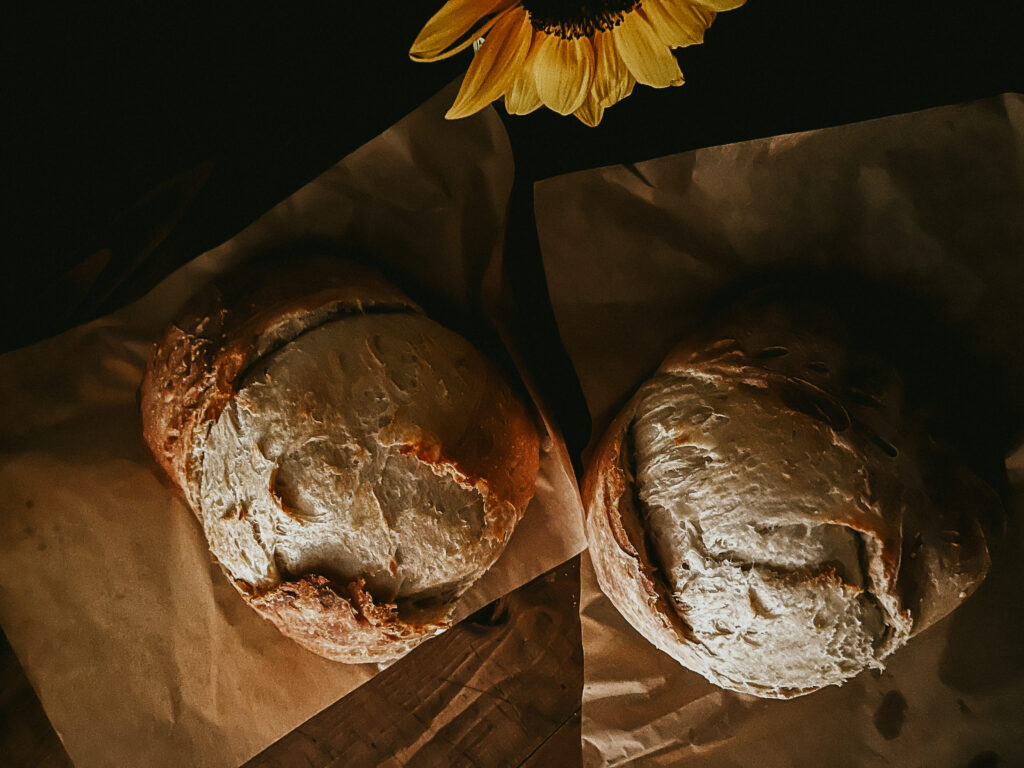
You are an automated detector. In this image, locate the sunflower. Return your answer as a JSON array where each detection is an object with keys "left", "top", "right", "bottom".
[{"left": 410, "top": 0, "right": 745, "bottom": 126}]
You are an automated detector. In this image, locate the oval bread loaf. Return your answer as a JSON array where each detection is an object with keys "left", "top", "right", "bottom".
[
  {"left": 141, "top": 255, "right": 540, "bottom": 663},
  {"left": 584, "top": 292, "right": 1001, "bottom": 698}
]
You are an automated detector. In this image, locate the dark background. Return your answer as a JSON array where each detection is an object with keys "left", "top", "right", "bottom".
[{"left": 3, "top": 1, "right": 1023, "bottom": 446}]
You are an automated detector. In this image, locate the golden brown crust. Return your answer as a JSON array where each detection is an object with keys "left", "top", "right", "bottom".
[
  {"left": 140, "top": 255, "right": 540, "bottom": 663},
  {"left": 241, "top": 576, "right": 443, "bottom": 664}
]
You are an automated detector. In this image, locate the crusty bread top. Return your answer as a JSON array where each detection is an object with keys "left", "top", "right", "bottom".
[
  {"left": 140, "top": 255, "right": 540, "bottom": 662},
  {"left": 584, "top": 297, "right": 999, "bottom": 697},
  {"left": 140, "top": 257, "right": 418, "bottom": 511},
  {"left": 199, "top": 313, "right": 528, "bottom": 599},
  {"left": 630, "top": 371, "right": 896, "bottom": 694}
]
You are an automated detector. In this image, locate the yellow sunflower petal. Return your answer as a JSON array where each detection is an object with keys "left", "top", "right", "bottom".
[
  {"left": 574, "top": 91, "right": 605, "bottom": 127},
  {"left": 532, "top": 34, "right": 596, "bottom": 116},
  {"left": 505, "top": 37, "right": 544, "bottom": 114},
  {"left": 643, "top": 0, "right": 716, "bottom": 48},
  {"left": 446, "top": 9, "right": 533, "bottom": 119},
  {"left": 692, "top": 0, "right": 746, "bottom": 11},
  {"left": 410, "top": 0, "right": 519, "bottom": 62},
  {"left": 613, "top": 8, "right": 684, "bottom": 88},
  {"left": 592, "top": 31, "right": 634, "bottom": 107},
  {"left": 505, "top": 74, "right": 544, "bottom": 114}
]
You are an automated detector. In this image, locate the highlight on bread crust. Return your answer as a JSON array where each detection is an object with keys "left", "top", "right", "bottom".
[
  {"left": 140, "top": 255, "right": 540, "bottom": 663},
  {"left": 584, "top": 294, "right": 1001, "bottom": 698}
]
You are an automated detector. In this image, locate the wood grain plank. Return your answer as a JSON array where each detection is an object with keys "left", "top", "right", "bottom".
[
  {"left": 246, "top": 559, "right": 583, "bottom": 768},
  {"left": 519, "top": 709, "right": 582, "bottom": 768}
]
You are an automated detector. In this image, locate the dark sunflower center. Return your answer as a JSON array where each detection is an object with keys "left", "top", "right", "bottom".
[{"left": 520, "top": 0, "right": 641, "bottom": 39}]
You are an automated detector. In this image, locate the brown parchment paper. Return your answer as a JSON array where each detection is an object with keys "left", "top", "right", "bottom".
[
  {"left": 0, "top": 81, "right": 586, "bottom": 768},
  {"left": 536, "top": 94, "right": 1024, "bottom": 767}
]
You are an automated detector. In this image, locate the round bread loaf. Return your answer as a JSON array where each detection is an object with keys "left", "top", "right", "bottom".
[
  {"left": 584, "top": 292, "right": 1001, "bottom": 698},
  {"left": 141, "top": 256, "right": 540, "bottom": 663}
]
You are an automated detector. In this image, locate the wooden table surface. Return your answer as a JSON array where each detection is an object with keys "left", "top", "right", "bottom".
[{"left": 1, "top": 559, "right": 583, "bottom": 768}]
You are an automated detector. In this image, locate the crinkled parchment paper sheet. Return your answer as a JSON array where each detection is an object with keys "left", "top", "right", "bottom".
[
  {"left": 536, "top": 94, "right": 1024, "bottom": 767},
  {"left": 0, "top": 81, "right": 586, "bottom": 768}
]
